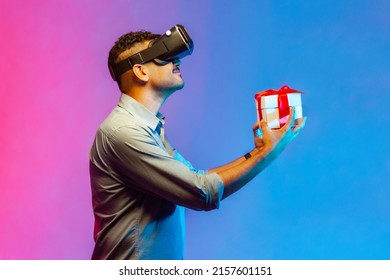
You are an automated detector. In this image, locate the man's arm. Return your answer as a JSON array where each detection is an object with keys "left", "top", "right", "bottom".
[{"left": 209, "top": 107, "right": 306, "bottom": 200}]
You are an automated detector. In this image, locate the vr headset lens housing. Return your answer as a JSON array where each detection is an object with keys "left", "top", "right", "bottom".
[{"left": 109, "top": 25, "right": 194, "bottom": 81}]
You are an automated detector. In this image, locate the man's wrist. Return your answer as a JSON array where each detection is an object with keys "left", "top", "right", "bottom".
[
  {"left": 244, "top": 152, "right": 252, "bottom": 160},
  {"left": 244, "top": 148, "right": 262, "bottom": 160},
  {"left": 247, "top": 147, "right": 270, "bottom": 161}
]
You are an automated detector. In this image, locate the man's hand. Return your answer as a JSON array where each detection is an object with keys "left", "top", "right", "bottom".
[
  {"left": 212, "top": 106, "right": 306, "bottom": 200},
  {"left": 253, "top": 107, "right": 306, "bottom": 159}
]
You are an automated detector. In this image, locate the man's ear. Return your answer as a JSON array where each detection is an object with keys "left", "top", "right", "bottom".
[{"left": 132, "top": 64, "right": 149, "bottom": 82}]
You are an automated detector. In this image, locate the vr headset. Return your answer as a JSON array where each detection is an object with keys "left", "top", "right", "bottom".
[{"left": 109, "top": 24, "right": 194, "bottom": 81}]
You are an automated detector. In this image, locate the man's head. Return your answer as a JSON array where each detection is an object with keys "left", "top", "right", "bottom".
[
  {"left": 108, "top": 29, "right": 188, "bottom": 95},
  {"left": 108, "top": 31, "right": 159, "bottom": 70}
]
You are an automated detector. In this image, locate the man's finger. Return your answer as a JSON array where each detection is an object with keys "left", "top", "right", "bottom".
[
  {"left": 286, "top": 107, "right": 296, "bottom": 130},
  {"left": 252, "top": 122, "right": 260, "bottom": 131},
  {"left": 292, "top": 117, "right": 307, "bottom": 133},
  {"left": 259, "top": 120, "right": 270, "bottom": 132}
]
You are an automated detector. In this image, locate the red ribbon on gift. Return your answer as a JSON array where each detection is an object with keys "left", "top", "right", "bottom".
[{"left": 255, "top": 85, "right": 303, "bottom": 128}]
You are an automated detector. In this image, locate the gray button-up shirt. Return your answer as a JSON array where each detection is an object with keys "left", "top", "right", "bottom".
[{"left": 89, "top": 94, "right": 224, "bottom": 259}]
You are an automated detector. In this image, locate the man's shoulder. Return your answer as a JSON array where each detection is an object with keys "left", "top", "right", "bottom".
[
  {"left": 99, "top": 106, "right": 148, "bottom": 141},
  {"left": 99, "top": 107, "right": 140, "bottom": 136}
]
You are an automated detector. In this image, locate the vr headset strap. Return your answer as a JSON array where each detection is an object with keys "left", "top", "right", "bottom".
[{"left": 109, "top": 41, "right": 168, "bottom": 81}]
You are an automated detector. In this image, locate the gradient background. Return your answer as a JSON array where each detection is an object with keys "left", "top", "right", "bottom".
[{"left": 0, "top": 0, "right": 389, "bottom": 260}]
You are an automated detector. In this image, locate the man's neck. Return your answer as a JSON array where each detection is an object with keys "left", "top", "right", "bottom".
[{"left": 123, "top": 88, "right": 168, "bottom": 115}]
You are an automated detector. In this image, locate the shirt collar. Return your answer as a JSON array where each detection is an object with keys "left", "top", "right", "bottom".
[{"left": 117, "top": 94, "right": 164, "bottom": 131}]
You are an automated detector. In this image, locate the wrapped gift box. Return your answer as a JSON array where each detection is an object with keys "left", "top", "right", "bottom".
[{"left": 255, "top": 85, "right": 303, "bottom": 129}]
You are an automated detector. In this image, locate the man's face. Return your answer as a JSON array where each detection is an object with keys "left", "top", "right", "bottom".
[
  {"left": 146, "top": 58, "right": 185, "bottom": 94},
  {"left": 119, "top": 40, "right": 185, "bottom": 94}
]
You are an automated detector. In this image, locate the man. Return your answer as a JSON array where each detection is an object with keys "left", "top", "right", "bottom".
[{"left": 89, "top": 26, "right": 305, "bottom": 260}]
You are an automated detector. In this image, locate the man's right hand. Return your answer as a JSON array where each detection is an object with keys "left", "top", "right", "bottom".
[
  {"left": 254, "top": 107, "right": 306, "bottom": 161},
  {"left": 212, "top": 106, "right": 306, "bottom": 200}
]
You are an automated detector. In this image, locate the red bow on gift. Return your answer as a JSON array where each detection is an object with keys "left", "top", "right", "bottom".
[{"left": 255, "top": 85, "right": 303, "bottom": 128}]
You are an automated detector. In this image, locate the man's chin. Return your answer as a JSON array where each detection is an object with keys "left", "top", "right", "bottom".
[{"left": 174, "top": 80, "right": 185, "bottom": 91}]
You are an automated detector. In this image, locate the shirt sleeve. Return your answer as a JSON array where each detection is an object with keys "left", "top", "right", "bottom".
[
  {"left": 95, "top": 124, "right": 224, "bottom": 211},
  {"left": 172, "top": 150, "right": 207, "bottom": 175}
]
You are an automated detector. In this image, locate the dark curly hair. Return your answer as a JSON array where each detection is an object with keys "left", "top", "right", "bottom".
[{"left": 108, "top": 31, "right": 160, "bottom": 66}]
